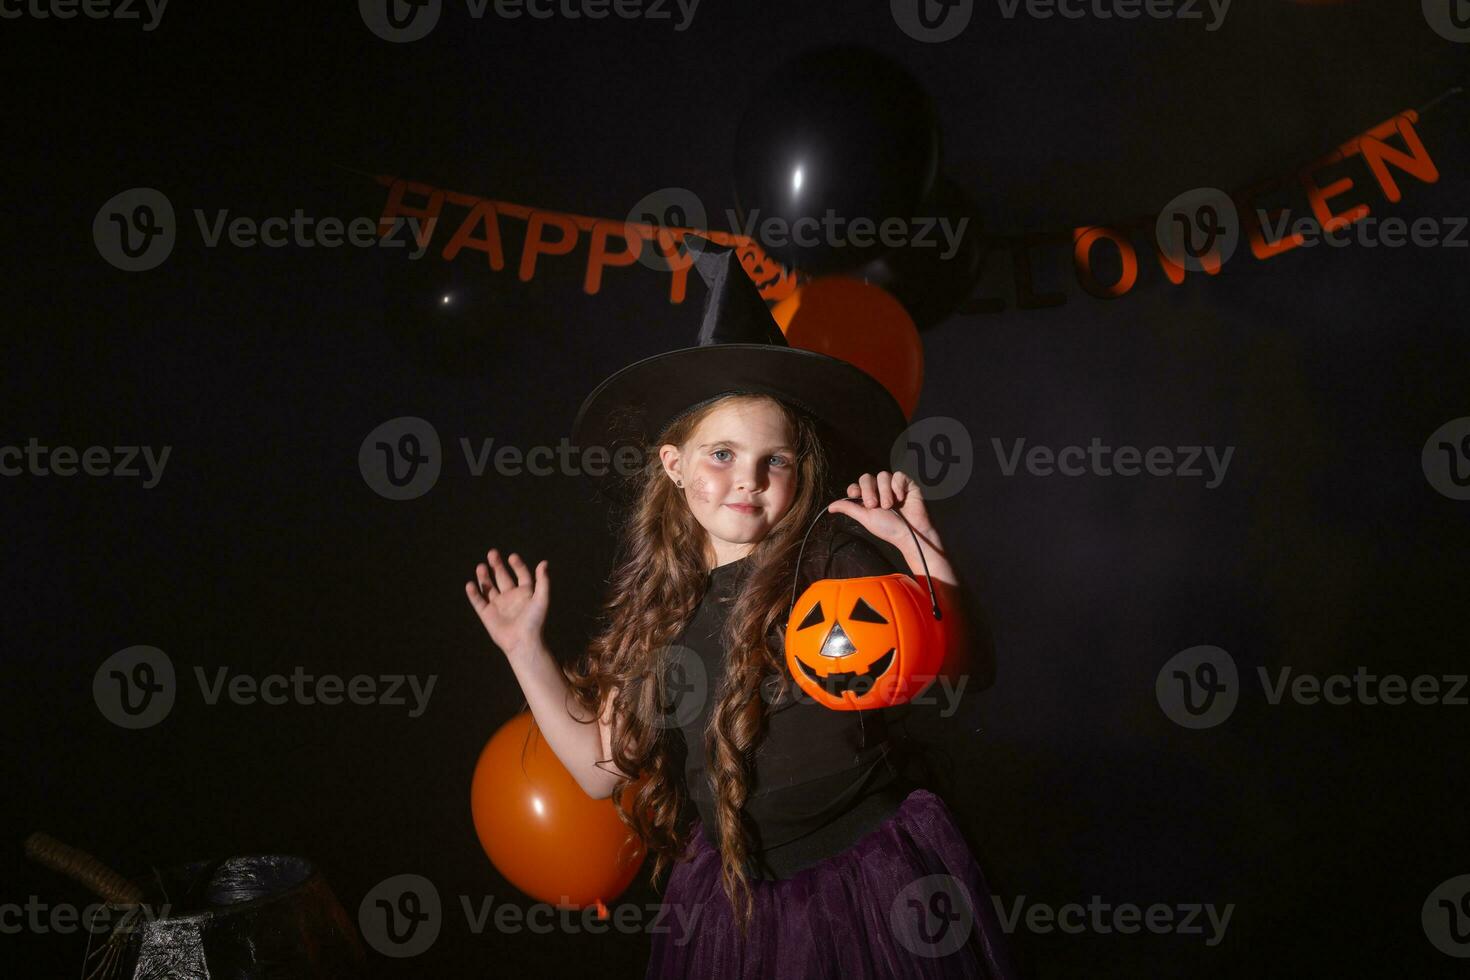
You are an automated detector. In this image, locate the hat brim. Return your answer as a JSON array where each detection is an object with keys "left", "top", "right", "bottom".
[{"left": 572, "top": 344, "right": 908, "bottom": 506}]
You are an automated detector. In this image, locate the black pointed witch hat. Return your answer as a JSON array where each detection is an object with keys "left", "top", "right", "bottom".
[{"left": 571, "top": 237, "right": 909, "bottom": 502}]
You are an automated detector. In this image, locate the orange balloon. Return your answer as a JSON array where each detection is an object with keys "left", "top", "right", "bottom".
[
  {"left": 773, "top": 277, "right": 923, "bottom": 420},
  {"left": 470, "top": 711, "right": 644, "bottom": 913}
]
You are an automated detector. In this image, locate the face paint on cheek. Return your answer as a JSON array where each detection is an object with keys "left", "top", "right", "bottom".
[{"left": 689, "top": 476, "right": 712, "bottom": 502}]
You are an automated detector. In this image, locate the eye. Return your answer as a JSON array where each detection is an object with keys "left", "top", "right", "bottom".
[
  {"left": 711, "top": 449, "right": 733, "bottom": 462},
  {"left": 848, "top": 597, "right": 888, "bottom": 624},
  {"left": 769, "top": 455, "right": 791, "bottom": 467}
]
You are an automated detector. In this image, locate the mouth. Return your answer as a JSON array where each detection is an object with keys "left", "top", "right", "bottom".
[
  {"left": 797, "top": 649, "right": 895, "bottom": 697},
  {"left": 725, "top": 504, "right": 760, "bottom": 514}
]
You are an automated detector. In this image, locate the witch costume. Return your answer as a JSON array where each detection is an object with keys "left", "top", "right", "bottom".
[{"left": 571, "top": 238, "right": 1019, "bottom": 979}]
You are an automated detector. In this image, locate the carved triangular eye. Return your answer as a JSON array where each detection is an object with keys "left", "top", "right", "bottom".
[
  {"left": 797, "top": 601, "right": 826, "bottom": 631},
  {"left": 848, "top": 597, "right": 888, "bottom": 624}
]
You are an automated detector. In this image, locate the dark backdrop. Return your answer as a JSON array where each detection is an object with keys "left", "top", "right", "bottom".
[{"left": 4, "top": 2, "right": 1468, "bottom": 977}]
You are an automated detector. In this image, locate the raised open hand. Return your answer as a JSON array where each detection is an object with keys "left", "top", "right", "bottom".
[
  {"left": 826, "top": 471, "right": 936, "bottom": 551},
  {"left": 464, "top": 548, "right": 550, "bottom": 662}
]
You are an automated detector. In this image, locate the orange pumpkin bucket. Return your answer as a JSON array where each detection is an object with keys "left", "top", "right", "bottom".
[{"left": 784, "top": 499, "right": 948, "bottom": 711}]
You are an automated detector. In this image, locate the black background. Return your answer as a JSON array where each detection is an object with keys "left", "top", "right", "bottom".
[{"left": 4, "top": 1, "right": 1468, "bottom": 976}]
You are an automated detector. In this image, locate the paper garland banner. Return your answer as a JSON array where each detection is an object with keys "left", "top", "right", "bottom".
[
  {"left": 965, "top": 107, "right": 1445, "bottom": 314},
  {"left": 370, "top": 174, "right": 799, "bottom": 305},
  {"left": 367, "top": 97, "right": 1457, "bottom": 318}
]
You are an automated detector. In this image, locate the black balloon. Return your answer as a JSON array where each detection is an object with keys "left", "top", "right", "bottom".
[
  {"left": 858, "top": 174, "right": 987, "bottom": 331},
  {"left": 733, "top": 45, "right": 941, "bottom": 276}
]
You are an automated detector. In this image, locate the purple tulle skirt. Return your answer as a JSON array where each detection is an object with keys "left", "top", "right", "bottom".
[{"left": 645, "top": 788, "right": 1019, "bottom": 979}]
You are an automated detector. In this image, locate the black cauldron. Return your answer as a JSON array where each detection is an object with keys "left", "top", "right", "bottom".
[{"left": 94, "top": 854, "right": 365, "bottom": 980}]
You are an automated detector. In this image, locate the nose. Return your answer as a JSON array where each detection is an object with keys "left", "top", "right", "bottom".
[{"left": 734, "top": 461, "right": 767, "bottom": 493}]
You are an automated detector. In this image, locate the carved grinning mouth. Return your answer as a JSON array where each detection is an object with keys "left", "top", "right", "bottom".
[{"left": 797, "top": 648, "right": 895, "bottom": 697}]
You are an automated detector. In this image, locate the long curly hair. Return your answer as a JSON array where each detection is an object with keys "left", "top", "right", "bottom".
[{"left": 563, "top": 391, "right": 850, "bottom": 935}]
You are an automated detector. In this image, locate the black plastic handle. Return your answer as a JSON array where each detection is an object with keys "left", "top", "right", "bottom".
[{"left": 788, "top": 496, "right": 942, "bottom": 621}]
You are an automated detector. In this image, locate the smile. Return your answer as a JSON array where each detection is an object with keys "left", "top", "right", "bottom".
[
  {"left": 725, "top": 504, "right": 759, "bottom": 514},
  {"left": 797, "top": 649, "right": 895, "bottom": 697}
]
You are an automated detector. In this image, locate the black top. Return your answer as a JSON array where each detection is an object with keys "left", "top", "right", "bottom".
[{"left": 668, "top": 524, "right": 926, "bottom": 880}]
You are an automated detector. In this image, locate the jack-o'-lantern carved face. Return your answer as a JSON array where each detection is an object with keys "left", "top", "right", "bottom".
[{"left": 784, "top": 574, "right": 944, "bottom": 711}]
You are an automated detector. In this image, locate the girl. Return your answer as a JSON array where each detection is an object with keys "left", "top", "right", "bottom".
[{"left": 464, "top": 241, "right": 1017, "bottom": 978}]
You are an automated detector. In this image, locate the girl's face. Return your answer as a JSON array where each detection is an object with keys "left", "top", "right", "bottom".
[{"left": 661, "top": 398, "right": 799, "bottom": 569}]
